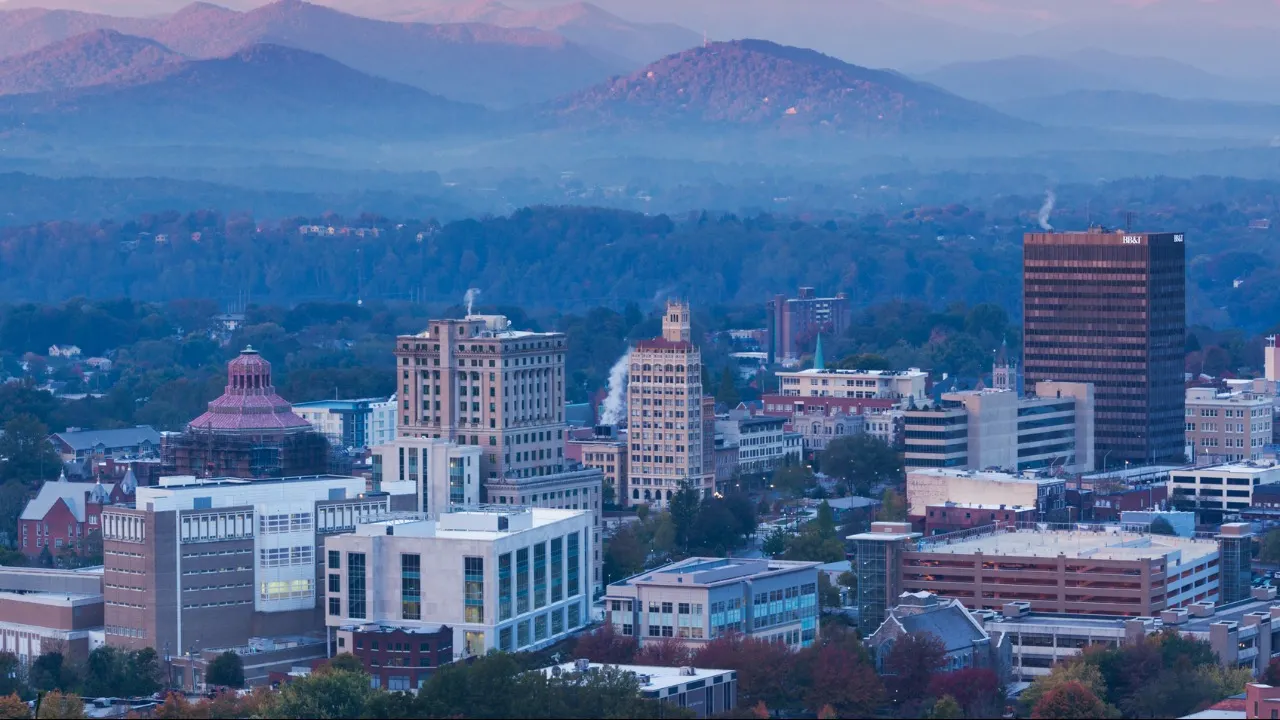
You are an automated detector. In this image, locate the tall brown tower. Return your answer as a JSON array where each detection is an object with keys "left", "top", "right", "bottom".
[{"left": 1023, "top": 229, "right": 1186, "bottom": 467}]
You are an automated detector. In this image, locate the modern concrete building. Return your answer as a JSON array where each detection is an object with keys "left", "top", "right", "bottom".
[
  {"left": 903, "top": 381, "right": 1095, "bottom": 473},
  {"left": 1023, "top": 229, "right": 1186, "bottom": 466},
  {"left": 1170, "top": 463, "right": 1280, "bottom": 517},
  {"left": 0, "top": 566, "right": 104, "bottom": 663},
  {"left": 850, "top": 521, "right": 1228, "bottom": 633},
  {"left": 906, "top": 468, "right": 1067, "bottom": 518},
  {"left": 603, "top": 557, "right": 820, "bottom": 652},
  {"left": 1186, "top": 388, "right": 1273, "bottom": 464},
  {"left": 625, "top": 301, "right": 714, "bottom": 508},
  {"left": 540, "top": 661, "right": 738, "bottom": 718},
  {"left": 369, "top": 436, "right": 482, "bottom": 518},
  {"left": 101, "top": 474, "right": 386, "bottom": 657},
  {"left": 323, "top": 506, "right": 593, "bottom": 659},
  {"left": 293, "top": 396, "right": 397, "bottom": 450},
  {"left": 766, "top": 288, "right": 851, "bottom": 365}
]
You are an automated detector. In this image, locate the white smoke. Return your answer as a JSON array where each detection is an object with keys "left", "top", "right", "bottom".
[
  {"left": 599, "top": 350, "right": 631, "bottom": 426},
  {"left": 464, "top": 288, "right": 481, "bottom": 316},
  {"left": 1038, "top": 190, "right": 1056, "bottom": 231}
]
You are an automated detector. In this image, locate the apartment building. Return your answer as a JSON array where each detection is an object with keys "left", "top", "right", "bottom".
[
  {"left": 626, "top": 301, "right": 714, "bottom": 508},
  {"left": 1185, "top": 388, "right": 1273, "bottom": 463},
  {"left": 766, "top": 288, "right": 851, "bottom": 364},
  {"left": 906, "top": 468, "right": 1066, "bottom": 518},
  {"left": 566, "top": 432, "right": 628, "bottom": 507},
  {"left": 323, "top": 507, "right": 593, "bottom": 659},
  {"left": 101, "top": 474, "right": 386, "bottom": 656},
  {"left": 334, "top": 623, "right": 453, "bottom": 691},
  {"left": 369, "top": 437, "right": 482, "bottom": 518},
  {"left": 1170, "top": 462, "right": 1280, "bottom": 516},
  {"left": 850, "top": 521, "right": 1227, "bottom": 629},
  {"left": 393, "top": 314, "right": 568, "bottom": 482},
  {"left": 903, "top": 381, "right": 1095, "bottom": 473},
  {"left": 603, "top": 557, "right": 820, "bottom": 652},
  {"left": 714, "top": 415, "right": 796, "bottom": 474}
]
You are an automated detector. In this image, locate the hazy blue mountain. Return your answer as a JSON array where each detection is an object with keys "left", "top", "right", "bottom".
[
  {"left": 0, "top": 29, "right": 183, "bottom": 95},
  {"left": 995, "top": 90, "right": 1280, "bottom": 133}
]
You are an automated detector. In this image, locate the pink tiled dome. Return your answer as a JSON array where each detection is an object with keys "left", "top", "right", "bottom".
[{"left": 188, "top": 347, "right": 312, "bottom": 434}]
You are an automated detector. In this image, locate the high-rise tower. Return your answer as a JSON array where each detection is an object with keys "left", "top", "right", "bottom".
[{"left": 1023, "top": 229, "right": 1186, "bottom": 466}]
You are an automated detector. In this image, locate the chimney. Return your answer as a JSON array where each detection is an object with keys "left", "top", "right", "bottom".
[{"left": 1188, "top": 602, "right": 1216, "bottom": 618}]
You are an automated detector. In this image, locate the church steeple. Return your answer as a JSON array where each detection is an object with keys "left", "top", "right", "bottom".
[
  {"left": 993, "top": 338, "right": 1019, "bottom": 393},
  {"left": 813, "top": 333, "right": 825, "bottom": 371}
]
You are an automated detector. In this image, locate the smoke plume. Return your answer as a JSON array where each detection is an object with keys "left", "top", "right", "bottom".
[
  {"left": 464, "top": 288, "right": 481, "bottom": 316},
  {"left": 1038, "top": 190, "right": 1056, "bottom": 231},
  {"left": 599, "top": 350, "right": 631, "bottom": 426}
]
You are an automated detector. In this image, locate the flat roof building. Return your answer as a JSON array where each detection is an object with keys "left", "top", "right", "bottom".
[
  {"left": 1170, "top": 463, "right": 1280, "bottom": 519},
  {"left": 1023, "top": 229, "right": 1186, "bottom": 466},
  {"left": 766, "top": 288, "right": 851, "bottom": 365},
  {"left": 906, "top": 468, "right": 1066, "bottom": 519},
  {"left": 293, "top": 397, "right": 397, "bottom": 451},
  {"left": 0, "top": 566, "right": 104, "bottom": 663},
  {"left": 604, "top": 557, "right": 820, "bottom": 652},
  {"left": 776, "top": 367, "right": 928, "bottom": 404},
  {"left": 539, "top": 661, "right": 737, "bottom": 718},
  {"left": 324, "top": 506, "right": 593, "bottom": 659}
]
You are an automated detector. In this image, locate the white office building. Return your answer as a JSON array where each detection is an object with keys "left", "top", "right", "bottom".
[
  {"left": 370, "top": 436, "right": 482, "bottom": 518},
  {"left": 323, "top": 506, "right": 593, "bottom": 659},
  {"left": 293, "top": 397, "right": 398, "bottom": 450}
]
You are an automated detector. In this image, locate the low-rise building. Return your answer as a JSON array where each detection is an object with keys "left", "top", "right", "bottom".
[
  {"left": 566, "top": 431, "right": 627, "bottom": 507},
  {"left": 921, "top": 503, "right": 1036, "bottom": 536},
  {"left": 1170, "top": 462, "right": 1280, "bottom": 517},
  {"left": 169, "top": 635, "right": 329, "bottom": 691},
  {"left": 18, "top": 472, "right": 133, "bottom": 557},
  {"left": 603, "top": 557, "right": 820, "bottom": 652},
  {"left": 1185, "top": 387, "right": 1273, "bottom": 464},
  {"left": 540, "top": 661, "right": 737, "bottom": 718},
  {"left": 324, "top": 506, "right": 593, "bottom": 659},
  {"left": 715, "top": 415, "right": 792, "bottom": 475},
  {"left": 906, "top": 468, "right": 1066, "bottom": 519},
  {"left": 335, "top": 623, "right": 453, "bottom": 691},
  {"left": 1247, "top": 683, "right": 1280, "bottom": 719},
  {"left": 0, "top": 566, "right": 104, "bottom": 663},
  {"left": 789, "top": 408, "right": 865, "bottom": 453},
  {"left": 866, "top": 591, "right": 1009, "bottom": 676},
  {"left": 50, "top": 426, "right": 161, "bottom": 463}
]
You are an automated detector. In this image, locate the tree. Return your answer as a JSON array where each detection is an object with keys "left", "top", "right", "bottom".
[
  {"left": 819, "top": 435, "right": 903, "bottom": 496},
  {"left": 35, "top": 692, "right": 84, "bottom": 720},
  {"left": 0, "top": 654, "right": 20, "bottom": 699},
  {"left": 325, "top": 653, "right": 364, "bottom": 674},
  {"left": 0, "top": 694, "right": 27, "bottom": 720},
  {"left": 1261, "top": 528, "right": 1280, "bottom": 564},
  {"left": 799, "top": 645, "right": 884, "bottom": 718},
  {"left": 205, "top": 651, "right": 245, "bottom": 689},
  {"left": 928, "top": 695, "right": 964, "bottom": 719},
  {"left": 929, "top": 668, "right": 1001, "bottom": 717},
  {"left": 837, "top": 570, "right": 857, "bottom": 596},
  {"left": 693, "top": 634, "right": 796, "bottom": 711},
  {"left": 668, "top": 480, "right": 701, "bottom": 552},
  {"left": 716, "top": 367, "right": 741, "bottom": 407},
  {"left": 882, "top": 632, "right": 946, "bottom": 707},
  {"left": 27, "top": 654, "right": 65, "bottom": 693},
  {"left": 603, "top": 524, "right": 648, "bottom": 583},
  {"left": 1148, "top": 516, "right": 1176, "bottom": 536},
  {"left": 572, "top": 625, "right": 638, "bottom": 665},
  {"left": 1018, "top": 659, "right": 1109, "bottom": 717},
  {"left": 879, "top": 487, "right": 907, "bottom": 522},
  {"left": 761, "top": 527, "right": 789, "bottom": 557},
  {"left": 0, "top": 415, "right": 61, "bottom": 484},
  {"left": 360, "top": 691, "right": 418, "bottom": 720},
  {"left": 771, "top": 463, "right": 816, "bottom": 497},
  {"left": 1032, "top": 681, "right": 1108, "bottom": 719},
  {"left": 125, "top": 647, "right": 163, "bottom": 697},
  {"left": 633, "top": 638, "right": 692, "bottom": 667},
  {"left": 267, "top": 668, "right": 372, "bottom": 719},
  {"left": 817, "top": 573, "right": 841, "bottom": 609}
]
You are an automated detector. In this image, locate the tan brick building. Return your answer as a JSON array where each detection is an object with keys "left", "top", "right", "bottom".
[{"left": 1185, "top": 387, "right": 1272, "bottom": 464}]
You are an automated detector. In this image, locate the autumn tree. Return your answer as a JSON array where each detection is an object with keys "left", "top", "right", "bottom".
[
  {"left": 882, "top": 632, "right": 946, "bottom": 709},
  {"left": 819, "top": 434, "right": 903, "bottom": 496},
  {"left": 1032, "top": 681, "right": 1108, "bottom": 719},
  {"left": 928, "top": 695, "right": 964, "bottom": 719},
  {"left": 205, "top": 651, "right": 245, "bottom": 688},
  {"left": 928, "top": 667, "right": 1001, "bottom": 717},
  {"left": 1018, "top": 658, "right": 1110, "bottom": 717},
  {"left": 35, "top": 692, "right": 84, "bottom": 720},
  {"left": 265, "top": 668, "right": 372, "bottom": 719},
  {"left": 572, "top": 624, "right": 638, "bottom": 664},
  {"left": 324, "top": 653, "right": 364, "bottom": 674},
  {"left": 0, "top": 694, "right": 27, "bottom": 720},
  {"left": 799, "top": 645, "right": 884, "bottom": 718},
  {"left": 633, "top": 637, "right": 692, "bottom": 667},
  {"left": 693, "top": 634, "right": 795, "bottom": 711}
]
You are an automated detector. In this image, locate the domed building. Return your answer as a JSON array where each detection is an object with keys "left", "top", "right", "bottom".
[{"left": 162, "top": 348, "right": 330, "bottom": 479}]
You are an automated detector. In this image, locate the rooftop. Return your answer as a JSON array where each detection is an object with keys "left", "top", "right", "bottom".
[
  {"left": 609, "top": 557, "right": 818, "bottom": 589},
  {"left": 353, "top": 507, "right": 588, "bottom": 541},
  {"left": 292, "top": 397, "right": 392, "bottom": 410},
  {"left": 151, "top": 473, "right": 360, "bottom": 490},
  {"left": 539, "top": 662, "right": 733, "bottom": 692},
  {"left": 1182, "top": 462, "right": 1280, "bottom": 476},
  {"left": 912, "top": 524, "right": 1220, "bottom": 564},
  {"left": 51, "top": 426, "right": 160, "bottom": 451},
  {"left": 340, "top": 622, "right": 449, "bottom": 636},
  {"left": 780, "top": 367, "right": 926, "bottom": 378},
  {"left": 908, "top": 468, "right": 1064, "bottom": 485}
]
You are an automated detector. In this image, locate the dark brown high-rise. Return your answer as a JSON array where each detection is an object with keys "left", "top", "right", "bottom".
[{"left": 1023, "top": 229, "right": 1185, "bottom": 467}]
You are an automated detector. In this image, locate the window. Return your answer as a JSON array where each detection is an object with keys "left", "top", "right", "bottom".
[
  {"left": 534, "top": 544, "right": 547, "bottom": 609},
  {"left": 328, "top": 550, "right": 340, "bottom": 569},
  {"left": 348, "top": 552, "right": 367, "bottom": 619},
  {"left": 402, "top": 554, "right": 422, "bottom": 621},
  {"left": 516, "top": 548, "right": 530, "bottom": 615},
  {"left": 550, "top": 537, "right": 564, "bottom": 604},
  {"left": 465, "top": 557, "right": 485, "bottom": 623},
  {"left": 567, "top": 532, "right": 580, "bottom": 597},
  {"left": 534, "top": 614, "right": 548, "bottom": 641},
  {"left": 499, "top": 553, "right": 512, "bottom": 621},
  {"left": 328, "top": 597, "right": 340, "bottom": 616},
  {"left": 328, "top": 574, "right": 340, "bottom": 593}
]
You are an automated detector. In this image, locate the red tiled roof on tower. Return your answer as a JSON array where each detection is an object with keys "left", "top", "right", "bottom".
[{"left": 188, "top": 347, "right": 312, "bottom": 433}]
